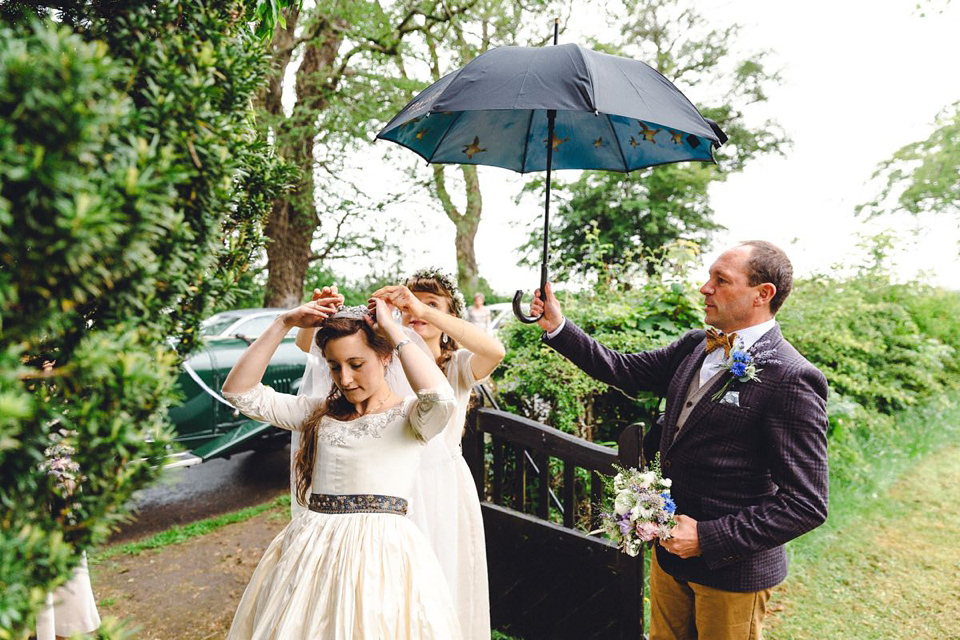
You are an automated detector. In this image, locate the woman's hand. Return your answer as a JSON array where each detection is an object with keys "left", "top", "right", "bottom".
[
  {"left": 310, "top": 284, "right": 345, "bottom": 307},
  {"left": 371, "top": 285, "right": 428, "bottom": 319},
  {"left": 296, "top": 285, "right": 345, "bottom": 352},
  {"left": 365, "top": 296, "right": 406, "bottom": 346},
  {"left": 281, "top": 297, "right": 340, "bottom": 329}
]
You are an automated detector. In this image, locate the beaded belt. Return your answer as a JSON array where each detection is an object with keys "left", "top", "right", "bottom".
[{"left": 308, "top": 493, "right": 408, "bottom": 516}]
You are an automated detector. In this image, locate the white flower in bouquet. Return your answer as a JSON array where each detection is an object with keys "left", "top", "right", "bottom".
[
  {"left": 613, "top": 473, "right": 627, "bottom": 492},
  {"left": 638, "top": 470, "right": 657, "bottom": 488},
  {"left": 614, "top": 490, "right": 638, "bottom": 516}
]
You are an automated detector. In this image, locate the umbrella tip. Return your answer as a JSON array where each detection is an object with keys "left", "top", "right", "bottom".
[{"left": 704, "top": 117, "right": 728, "bottom": 146}]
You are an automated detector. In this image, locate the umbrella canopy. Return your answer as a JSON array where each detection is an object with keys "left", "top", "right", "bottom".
[
  {"left": 377, "top": 43, "right": 725, "bottom": 173},
  {"left": 377, "top": 40, "right": 725, "bottom": 322}
]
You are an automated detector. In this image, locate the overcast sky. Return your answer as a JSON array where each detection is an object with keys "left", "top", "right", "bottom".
[{"left": 336, "top": 0, "right": 960, "bottom": 294}]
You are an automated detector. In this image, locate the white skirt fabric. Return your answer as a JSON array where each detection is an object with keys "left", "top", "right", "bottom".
[
  {"left": 35, "top": 552, "right": 101, "bottom": 640},
  {"left": 407, "top": 445, "right": 490, "bottom": 639},
  {"left": 227, "top": 509, "right": 462, "bottom": 640}
]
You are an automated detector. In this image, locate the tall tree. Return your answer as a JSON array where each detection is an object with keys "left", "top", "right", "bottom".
[
  {"left": 520, "top": 0, "right": 789, "bottom": 284},
  {"left": 257, "top": 0, "right": 561, "bottom": 304},
  {"left": 857, "top": 101, "right": 959, "bottom": 222},
  {"left": 257, "top": 0, "right": 485, "bottom": 307}
]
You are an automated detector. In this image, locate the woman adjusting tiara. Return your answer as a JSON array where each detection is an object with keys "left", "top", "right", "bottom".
[{"left": 222, "top": 296, "right": 462, "bottom": 639}]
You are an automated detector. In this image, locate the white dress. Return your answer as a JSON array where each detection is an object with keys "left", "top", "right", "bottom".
[
  {"left": 35, "top": 552, "right": 101, "bottom": 640},
  {"left": 407, "top": 349, "right": 491, "bottom": 639},
  {"left": 223, "top": 383, "right": 463, "bottom": 640}
]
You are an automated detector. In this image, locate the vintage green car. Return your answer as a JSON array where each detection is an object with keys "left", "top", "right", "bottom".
[{"left": 165, "top": 309, "right": 309, "bottom": 467}]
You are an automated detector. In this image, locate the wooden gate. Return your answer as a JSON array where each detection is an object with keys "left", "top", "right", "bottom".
[{"left": 463, "top": 407, "right": 646, "bottom": 640}]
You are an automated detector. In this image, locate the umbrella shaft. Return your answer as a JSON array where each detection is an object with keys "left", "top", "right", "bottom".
[{"left": 541, "top": 109, "right": 556, "bottom": 293}]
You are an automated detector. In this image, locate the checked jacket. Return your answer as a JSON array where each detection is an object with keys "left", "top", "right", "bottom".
[{"left": 544, "top": 320, "right": 829, "bottom": 592}]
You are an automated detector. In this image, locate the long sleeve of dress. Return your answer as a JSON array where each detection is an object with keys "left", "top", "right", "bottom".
[
  {"left": 223, "top": 383, "right": 322, "bottom": 431},
  {"left": 406, "top": 384, "right": 457, "bottom": 442}
]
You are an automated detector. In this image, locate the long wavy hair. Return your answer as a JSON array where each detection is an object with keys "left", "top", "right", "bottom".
[
  {"left": 294, "top": 316, "right": 393, "bottom": 506},
  {"left": 405, "top": 271, "right": 463, "bottom": 374}
]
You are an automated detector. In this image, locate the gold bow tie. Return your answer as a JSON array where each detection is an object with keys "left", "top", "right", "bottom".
[{"left": 705, "top": 328, "right": 738, "bottom": 359}]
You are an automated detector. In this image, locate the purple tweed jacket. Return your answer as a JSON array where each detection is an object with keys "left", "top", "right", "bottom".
[{"left": 544, "top": 320, "right": 829, "bottom": 592}]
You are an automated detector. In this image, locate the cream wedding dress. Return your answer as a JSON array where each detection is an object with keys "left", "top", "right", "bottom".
[
  {"left": 35, "top": 552, "right": 100, "bottom": 640},
  {"left": 223, "top": 383, "right": 462, "bottom": 640},
  {"left": 407, "top": 349, "right": 491, "bottom": 639}
]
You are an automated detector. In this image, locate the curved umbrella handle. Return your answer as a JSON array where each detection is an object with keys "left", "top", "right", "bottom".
[
  {"left": 512, "top": 263, "right": 549, "bottom": 324},
  {"left": 511, "top": 289, "right": 542, "bottom": 324}
]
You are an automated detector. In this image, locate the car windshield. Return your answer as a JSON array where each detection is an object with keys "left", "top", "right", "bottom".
[
  {"left": 232, "top": 314, "right": 280, "bottom": 339},
  {"left": 200, "top": 314, "right": 242, "bottom": 337}
]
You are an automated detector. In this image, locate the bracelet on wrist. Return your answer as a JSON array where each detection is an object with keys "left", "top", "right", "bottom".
[{"left": 394, "top": 339, "right": 411, "bottom": 357}]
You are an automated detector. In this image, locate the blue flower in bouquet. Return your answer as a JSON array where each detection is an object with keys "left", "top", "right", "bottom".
[{"left": 661, "top": 494, "right": 676, "bottom": 515}]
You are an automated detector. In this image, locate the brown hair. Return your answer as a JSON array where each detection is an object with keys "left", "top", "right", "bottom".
[
  {"left": 740, "top": 240, "right": 793, "bottom": 314},
  {"left": 294, "top": 316, "right": 393, "bottom": 506},
  {"left": 405, "top": 274, "right": 461, "bottom": 373}
]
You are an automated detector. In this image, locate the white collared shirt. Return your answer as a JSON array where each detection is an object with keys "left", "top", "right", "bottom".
[{"left": 699, "top": 318, "right": 777, "bottom": 387}]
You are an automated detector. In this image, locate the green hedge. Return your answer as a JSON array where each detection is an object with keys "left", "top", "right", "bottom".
[
  {"left": 495, "top": 242, "right": 704, "bottom": 442},
  {"left": 0, "top": 4, "right": 291, "bottom": 635}
]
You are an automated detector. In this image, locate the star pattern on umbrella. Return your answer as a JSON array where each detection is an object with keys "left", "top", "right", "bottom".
[
  {"left": 462, "top": 136, "right": 487, "bottom": 159},
  {"left": 638, "top": 122, "right": 660, "bottom": 142},
  {"left": 671, "top": 131, "right": 684, "bottom": 145},
  {"left": 544, "top": 135, "right": 569, "bottom": 150},
  {"left": 629, "top": 136, "right": 639, "bottom": 148},
  {"left": 415, "top": 129, "right": 429, "bottom": 140},
  {"left": 593, "top": 137, "right": 605, "bottom": 148}
]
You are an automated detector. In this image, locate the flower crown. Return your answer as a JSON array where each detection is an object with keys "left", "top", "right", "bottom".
[{"left": 407, "top": 267, "right": 466, "bottom": 318}]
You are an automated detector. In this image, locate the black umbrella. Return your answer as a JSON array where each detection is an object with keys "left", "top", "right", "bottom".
[{"left": 377, "top": 23, "right": 726, "bottom": 322}]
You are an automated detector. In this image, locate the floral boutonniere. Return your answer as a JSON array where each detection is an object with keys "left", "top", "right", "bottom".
[{"left": 711, "top": 339, "right": 780, "bottom": 402}]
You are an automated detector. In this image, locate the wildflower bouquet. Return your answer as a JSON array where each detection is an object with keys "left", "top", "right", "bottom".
[{"left": 597, "top": 453, "right": 677, "bottom": 556}]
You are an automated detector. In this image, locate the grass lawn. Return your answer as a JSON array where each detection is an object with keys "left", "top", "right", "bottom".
[{"left": 766, "top": 398, "right": 960, "bottom": 639}]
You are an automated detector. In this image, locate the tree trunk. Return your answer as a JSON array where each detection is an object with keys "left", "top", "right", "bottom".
[
  {"left": 261, "top": 12, "right": 344, "bottom": 307},
  {"left": 263, "top": 199, "right": 314, "bottom": 307},
  {"left": 433, "top": 164, "right": 483, "bottom": 293}
]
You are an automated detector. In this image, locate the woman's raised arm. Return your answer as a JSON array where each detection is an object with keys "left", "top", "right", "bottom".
[
  {"left": 223, "top": 298, "right": 338, "bottom": 394},
  {"left": 372, "top": 285, "right": 506, "bottom": 379},
  {"left": 367, "top": 297, "right": 450, "bottom": 393}
]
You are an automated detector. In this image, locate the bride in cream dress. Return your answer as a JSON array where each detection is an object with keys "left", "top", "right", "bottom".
[
  {"left": 296, "top": 273, "right": 505, "bottom": 639},
  {"left": 221, "top": 296, "right": 461, "bottom": 639}
]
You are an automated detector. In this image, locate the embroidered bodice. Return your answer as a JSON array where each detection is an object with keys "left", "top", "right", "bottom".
[{"left": 224, "top": 383, "right": 456, "bottom": 501}]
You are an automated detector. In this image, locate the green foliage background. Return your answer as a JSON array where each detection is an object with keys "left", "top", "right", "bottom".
[
  {"left": 495, "top": 241, "right": 960, "bottom": 489},
  {"left": 0, "top": 3, "right": 292, "bottom": 635}
]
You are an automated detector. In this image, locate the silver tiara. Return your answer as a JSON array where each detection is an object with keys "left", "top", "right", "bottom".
[{"left": 330, "top": 305, "right": 368, "bottom": 320}]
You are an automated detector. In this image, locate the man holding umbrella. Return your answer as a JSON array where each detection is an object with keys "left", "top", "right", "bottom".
[{"left": 530, "top": 240, "right": 829, "bottom": 640}]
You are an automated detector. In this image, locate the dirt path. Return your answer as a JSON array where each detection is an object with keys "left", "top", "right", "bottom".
[{"left": 91, "top": 506, "right": 289, "bottom": 639}]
